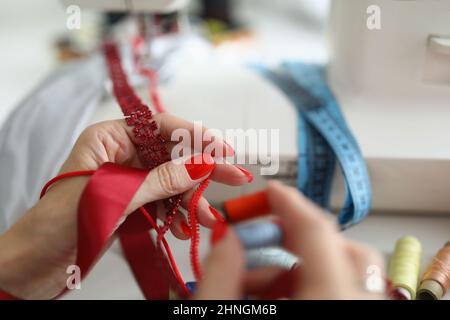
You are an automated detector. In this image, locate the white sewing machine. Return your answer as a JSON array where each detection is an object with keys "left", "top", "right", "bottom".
[
  {"left": 328, "top": 0, "right": 450, "bottom": 215},
  {"left": 63, "top": 0, "right": 450, "bottom": 216}
]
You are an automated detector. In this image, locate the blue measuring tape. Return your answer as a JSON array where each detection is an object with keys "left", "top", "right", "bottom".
[{"left": 252, "top": 62, "right": 372, "bottom": 228}]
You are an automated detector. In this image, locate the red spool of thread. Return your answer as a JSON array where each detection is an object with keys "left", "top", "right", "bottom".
[{"left": 223, "top": 190, "right": 271, "bottom": 223}]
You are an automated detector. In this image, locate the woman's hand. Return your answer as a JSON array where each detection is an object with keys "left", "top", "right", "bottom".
[
  {"left": 195, "top": 181, "right": 386, "bottom": 300},
  {"left": 0, "top": 114, "right": 250, "bottom": 299}
]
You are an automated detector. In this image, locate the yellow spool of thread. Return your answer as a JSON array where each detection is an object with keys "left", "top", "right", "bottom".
[{"left": 388, "top": 236, "right": 422, "bottom": 300}]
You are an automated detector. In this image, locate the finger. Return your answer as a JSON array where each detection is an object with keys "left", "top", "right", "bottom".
[
  {"left": 166, "top": 144, "right": 251, "bottom": 186},
  {"left": 153, "top": 113, "right": 235, "bottom": 157},
  {"left": 126, "top": 153, "right": 215, "bottom": 214},
  {"left": 168, "top": 210, "right": 191, "bottom": 240},
  {"left": 345, "top": 241, "right": 386, "bottom": 279},
  {"left": 152, "top": 202, "right": 191, "bottom": 240},
  {"left": 62, "top": 120, "right": 142, "bottom": 172},
  {"left": 345, "top": 241, "right": 386, "bottom": 296},
  {"left": 243, "top": 267, "right": 285, "bottom": 294},
  {"left": 194, "top": 226, "right": 245, "bottom": 300},
  {"left": 165, "top": 140, "right": 251, "bottom": 186},
  {"left": 114, "top": 117, "right": 249, "bottom": 185},
  {"left": 181, "top": 191, "right": 218, "bottom": 228},
  {"left": 210, "top": 163, "right": 253, "bottom": 186},
  {"left": 266, "top": 180, "right": 353, "bottom": 294},
  {"left": 104, "top": 116, "right": 233, "bottom": 162}
]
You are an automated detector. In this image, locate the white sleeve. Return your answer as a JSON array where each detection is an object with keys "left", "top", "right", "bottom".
[{"left": 0, "top": 53, "right": 107, "bottom": 233}]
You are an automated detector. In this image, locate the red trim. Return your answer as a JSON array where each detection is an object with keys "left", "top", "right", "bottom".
[{"left": 40, "top": 170, "right": 95, "bottom": 199}]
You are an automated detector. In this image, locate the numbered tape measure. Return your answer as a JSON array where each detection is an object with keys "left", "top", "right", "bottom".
[{"left": 252, "top": 63, "right": 372, "bottom": 228}]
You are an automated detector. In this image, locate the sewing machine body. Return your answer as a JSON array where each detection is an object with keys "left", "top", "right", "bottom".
[{"left": 327, "top": 0, "right": 450, "bottom": 214}]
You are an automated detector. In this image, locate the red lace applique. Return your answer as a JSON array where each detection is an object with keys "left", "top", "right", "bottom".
[{"left": 103, "top": 42, "right": 207, "bottom": 289}]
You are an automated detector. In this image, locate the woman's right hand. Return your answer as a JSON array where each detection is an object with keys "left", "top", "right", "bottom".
[{"left": 195, "top": 181, "right": 386, "bottom": 300}]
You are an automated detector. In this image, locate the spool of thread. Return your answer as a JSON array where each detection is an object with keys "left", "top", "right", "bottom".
[
  {"left": 388, "top": 236, "right": 422, "bottom": 300},
  {"left": 223, "top": 190, "right": 271, "bottom": 223},
  {"left": 246, "top": 247, "right": 297, "bottom": 270},
  {"left": 235, "top": 221, "right": 283, "bottom": 250},
  {"left": 417, "top": 242, "right": 450, "bottom": 300}
]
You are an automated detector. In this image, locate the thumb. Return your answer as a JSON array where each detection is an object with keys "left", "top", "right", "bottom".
[
  {"left": 195, "top": 223, "right": 246, "bottom": 299},
  {"left": 126, "top": 153, "right": 215, "bottom": 214}
]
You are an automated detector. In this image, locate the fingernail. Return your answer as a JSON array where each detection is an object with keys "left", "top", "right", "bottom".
[
  {"left": 185, "top": 154, "right": 215, "bottom": 180},
  {"left": 236, "top": 166, "right": 253, "bottom": 183},
  {"left": 209, "top": 205, "right": 225, "bottom": 223},
  {"left": 210, "top": 222, "right": 228, "bottom": 245},
  {"left": 224, "top": 141, "right": 235, "bottom": 156},
  {"left": 181, "top": 221, "right": 191, "bottom": 238}
]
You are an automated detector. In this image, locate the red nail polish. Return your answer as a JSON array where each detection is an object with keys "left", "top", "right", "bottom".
[
  {"left": 185, "top": 154, "right": 215, "bottom": 180},
  {"left": 209, "top": 205, "right": 225, "bottom": 223},
  {"left": 181, "top": 221, "right": 191, "bottom": 238},
  {"left": 236, "top": 166, "right": 254, "bottom": 183},
  {"left": 210, "top": 222, "right": 228, "bottom": 245}
]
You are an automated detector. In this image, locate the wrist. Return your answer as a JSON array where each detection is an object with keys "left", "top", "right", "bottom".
[
  {"left": 0, "top": 217, "right": 40, "bottom": 298},
  {"left": 0, "top": 174, "right": 90, "bottom": 299}
]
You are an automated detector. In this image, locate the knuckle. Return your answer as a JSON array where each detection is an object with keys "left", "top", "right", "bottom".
[
  {"left": 153, "top": 113, "right": 167, "bottom": 132},
  {"left": 80, "top": 121, "right": 114, "bottom": 141},
  {"left": 81, "top": 123, "right": 100, "bottom": 138},
  {"left": 156, "top": 163, "right": 180, "bottom": 195}
]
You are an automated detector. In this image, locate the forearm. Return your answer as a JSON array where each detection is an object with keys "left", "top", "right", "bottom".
[{"left": 0, "top": 176, "right": 89, "bottom": 299}]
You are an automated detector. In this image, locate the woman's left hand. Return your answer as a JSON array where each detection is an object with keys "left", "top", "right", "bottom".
[{"left": 0, "top": 115, "right": 249, "bottom": 299}]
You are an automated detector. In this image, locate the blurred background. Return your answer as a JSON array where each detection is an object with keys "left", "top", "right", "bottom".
[{"left": 0, "top": 0, "right": 331, "bottom": 127}]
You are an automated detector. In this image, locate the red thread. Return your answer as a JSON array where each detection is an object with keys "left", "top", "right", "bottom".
[
  {"left": 138, "top": 207, "right": 190, "bottom": 295},
  {"left": 209, "top": 205, "right": 225, "bottom": 223},
  {"left": 40, "top": 170, "right": 95, "bottom": 198},
  {"left": 188, "top": 179, "right": 210, "bottom": 280}
]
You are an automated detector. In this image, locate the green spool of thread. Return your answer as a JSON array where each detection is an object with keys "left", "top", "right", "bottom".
[{"left": 388, "top": 236, "right": 422, "bottom": 300}]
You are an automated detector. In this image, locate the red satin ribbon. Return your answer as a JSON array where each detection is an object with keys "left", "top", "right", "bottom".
[
  {"left": 0, "top": 291, "right": 15, "bottom": 300},
  {"left": 0, "top": 162, "right": 187, "bottom": 299},
  {"left": 75, "top": 163, "right": 148, "bottom": 277}
]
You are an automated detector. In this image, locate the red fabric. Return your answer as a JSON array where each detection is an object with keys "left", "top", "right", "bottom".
[
  {"left": 77, "top": 163, "right": 186, "bottom": 299},
  {"left": 75, "top": 163, "right": 148, "bottom": 276},
  {"left": 0, "top": 163, "right": 187, "bottom": 300},
  {"left": 119, "top": 225, "right": 171, "bottom": 299},
  {"left": 0, "top": 290, "right": 16, "bottom": 300}
]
